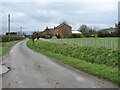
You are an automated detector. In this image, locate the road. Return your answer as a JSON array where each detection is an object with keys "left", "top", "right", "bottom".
[{"left": 2, "top": 39, "right": 117, "bottom": 88}]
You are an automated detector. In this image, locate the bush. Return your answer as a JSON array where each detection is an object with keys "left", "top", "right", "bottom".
[
  {"left": 6, "top": 32, "right": 17, "bottom": 35},
  {"left": 0, "top": 35, "right": 25, "bottom": 42},
  {"left": 69, "top": 34, "right": 84, "bottom": 38},
  {"left": 55, "top": 34, "right": 61, "bottom": 39}
]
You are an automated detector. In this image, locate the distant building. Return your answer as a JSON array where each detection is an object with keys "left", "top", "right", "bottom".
[
  {"left": 99, "top": 27, "right": 115, "bottom": 34},
  {"left": 72, "top": 31, "right": 82, "bottom": 34},
  {"left": 42, "top": 22, "right": 72, "bottom": 38}
]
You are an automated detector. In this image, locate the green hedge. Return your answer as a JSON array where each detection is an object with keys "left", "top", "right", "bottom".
[
  {"left": 0, "top": 35, "right": 25, "bottom": 42},
  {"left": 69, "top": 34, "right": 84, "bottom": 38}
]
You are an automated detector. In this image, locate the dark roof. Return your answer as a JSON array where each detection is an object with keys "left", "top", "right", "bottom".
[
  {"left": 56, "top": 22, "right": 72, "bottom": 29},
  {"left": 49, "top": 28, "right": 54, "bottom": 34},
  {"left": 100, "top": 27, "right": 115, "bottom": 32}
]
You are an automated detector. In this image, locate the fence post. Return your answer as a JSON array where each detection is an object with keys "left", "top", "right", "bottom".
[
  {"left": 93, "top": 40, "right": 95, "bottom": 46},
  {"left": 115, "top": 41, "right": 117, "bottom": 49},
  {"left": 111, "top": 41, "right": 113, "bottom": 48},
  {"left": 89, "top": 40, "right": 90, "bottom": 46}
]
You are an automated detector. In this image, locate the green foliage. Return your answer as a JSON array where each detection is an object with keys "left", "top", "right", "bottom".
[
  {"left": 0, "top": 40, "right": 22, "bottom": 56},
  {"left": 31, "top": 32, "right": 51, "bottom": 41},
  {"left": 30, "top": 40, "right": 118, "bottom": 68},
  {"left": 27, "top": 40, "right": 119, "bottom": 84},
  {"left": 6, "top": 32, "right": 17, "bottom": 35},
  {"left": 0, "top": 35, "right": 25, "bottom": 42},
  {"left": 69, "top": 34, "right": 84, "bottom": 38},
  {"left": 55, "top": 34, "right": 61, "bottom": 39}
]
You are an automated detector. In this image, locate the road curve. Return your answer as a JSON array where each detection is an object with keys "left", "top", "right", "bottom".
[{"left": 2, "top": 39, "right": 117, "bottom": 88}]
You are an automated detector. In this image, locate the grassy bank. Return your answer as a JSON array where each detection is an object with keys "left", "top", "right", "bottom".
[
  {"left": 51, "top": 38, "right": 119, "bottom": 50},
  {"left": 0, "top": 40, "right": 22, "bottom": 56},
  {"left": 27, "top": 40, "right": 119, "bottom": 85}
]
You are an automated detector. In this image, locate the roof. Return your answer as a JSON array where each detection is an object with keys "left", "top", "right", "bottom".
[
  {"left": 100, "top": 27, "right": 115, "bottom": 32},
  {"left": 49, "top": 28, "right": 54, "bottom": 34},
  {"left": 56, "top": 22, "right": 72, "bottom": 29},
  {"left": 72, "top": 31, "right": 82, "bottom": 34}
]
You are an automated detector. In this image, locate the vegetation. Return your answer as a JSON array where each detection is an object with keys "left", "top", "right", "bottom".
[
  {"left": 69, "top": 34, "right": 84, "bottom": 38},
  {"left": 1, "top": 35, "right": 25, "bottom": 42},
  {"left": 55, "top": 34, "right": 61, "bottom": 39},
  {"left": 0, "top": 40, "right": 22, "bottom": 56},
  {"left": 6, "top": 32, "right": 17, "bottom": 35},
  {"left": 31, "top": 32, "right": 51, "bottom": 41},
  {"left": 78, "top": 24, "right": 97, "bottom": 37},
  {"left": 27, "top": 40, "right": 119, "bottom": 84}
]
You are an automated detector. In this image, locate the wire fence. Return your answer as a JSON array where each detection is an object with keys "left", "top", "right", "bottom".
[{"left": 39, "top": 38, "right": 118, "bottom": 50}]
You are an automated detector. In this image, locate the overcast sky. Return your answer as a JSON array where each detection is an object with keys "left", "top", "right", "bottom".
[{"left": 1, "top": 0, "right": 119, "bottom": 34}]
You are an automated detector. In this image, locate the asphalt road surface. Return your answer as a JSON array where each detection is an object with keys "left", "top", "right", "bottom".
[{"left": 2, "top": 39, "right": 117, "bottom": 88}]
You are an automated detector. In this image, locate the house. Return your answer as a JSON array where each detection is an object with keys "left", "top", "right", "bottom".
[
  {"left": 42, "top": 22, "right": 72, "bottom": 38},
  {"left": 99, "top": 27, "right": 115, "bottom": 34}
]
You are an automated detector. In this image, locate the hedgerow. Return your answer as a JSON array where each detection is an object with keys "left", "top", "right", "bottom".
[{"left": 0, "top": 35, "right": 25, "bottom": 42}]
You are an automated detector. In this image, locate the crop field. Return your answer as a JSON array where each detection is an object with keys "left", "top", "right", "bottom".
[{"left": 42, "top": 38, "right": 119, "bottom": 50}]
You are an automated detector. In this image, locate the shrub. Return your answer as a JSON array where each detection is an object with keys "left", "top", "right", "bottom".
[
  {"left": 0, "top": 35, "right": 25, "bottom": 42},
  {"left": 69, "top": 34, "right": 84, "bottom": 38},
  {"left": 55, "top": 34, "right": 61, "bottom": 39}
]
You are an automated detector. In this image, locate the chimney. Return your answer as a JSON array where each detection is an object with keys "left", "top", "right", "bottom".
[{"left": 46, "top": 26, "right": 48, "bottom": 29}]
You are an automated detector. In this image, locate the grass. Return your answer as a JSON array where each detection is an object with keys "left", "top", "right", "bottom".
[
  {"left": 51, "top": 37, "right": 119, "bottom": 49},
  {"left": 27, "top": 40, "right": 119, "bottom": 85},
  {"left": 0, "top": 40, "right": 22, "bottom": 56}
]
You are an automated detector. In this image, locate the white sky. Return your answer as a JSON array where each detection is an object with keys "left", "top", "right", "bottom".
[{"left": 1, "top": 0, "right": 119, "bottom": 34}]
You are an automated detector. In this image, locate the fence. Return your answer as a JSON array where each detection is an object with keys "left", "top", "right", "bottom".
[{"left": 39, "top": 38, "right": 118, "bottom": 50}]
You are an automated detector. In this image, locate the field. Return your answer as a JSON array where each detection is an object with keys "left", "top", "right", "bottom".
[
  {"left": 27, "top": 39, "right": 119, "bottom": 84},
  {"left": 0, "top": 40, "right": 22, "bottom": 56},
  {"left": 45, "top": 38, "right": 119, "bottom": 50}
]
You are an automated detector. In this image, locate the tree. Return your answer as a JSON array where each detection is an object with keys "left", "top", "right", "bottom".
[
  {"left": 78, "top": 24, "right": 89, "bottom": 33},
  {"left": 32, "top": 32, "right": 40, "bottom": 41}
]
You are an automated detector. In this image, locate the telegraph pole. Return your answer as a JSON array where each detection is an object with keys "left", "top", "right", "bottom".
[
  {"left": 8, "top": 14, "right": 10, "bottom": 42},
  {"left": 20, "top": 27, "right": 22, "bottom": 35}
]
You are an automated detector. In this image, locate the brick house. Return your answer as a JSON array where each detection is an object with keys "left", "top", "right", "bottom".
[
  {"left": 42, "top": 22, "right": 72, "bottom": 38},
  {"left": 42, "top": 27, "right": 54, "bottom": 35}
]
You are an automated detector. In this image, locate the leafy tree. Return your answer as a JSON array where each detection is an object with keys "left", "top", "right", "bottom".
[{"left": 32, "top": 32, "right": 40, "bottom": 41}]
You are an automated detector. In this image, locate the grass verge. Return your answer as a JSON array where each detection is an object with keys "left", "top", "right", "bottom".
[
  {"left": 0, "top": 40, "right": 23, "bottom": 56},
  {"left": 26, "top": 40, "right": 119, "bottom": 85}
]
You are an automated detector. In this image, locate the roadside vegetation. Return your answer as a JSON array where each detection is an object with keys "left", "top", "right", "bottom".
[
  {"left": 27, "top": 40, "right": 119, "bottom": 85},
  {"left": 0, "top": 35, "right": 25, "bottom": 56},
  {"left": 0, "top": 40, "right": 23, "bottom": 56}
]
